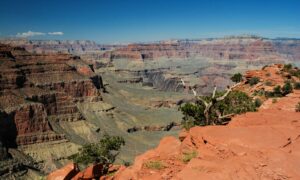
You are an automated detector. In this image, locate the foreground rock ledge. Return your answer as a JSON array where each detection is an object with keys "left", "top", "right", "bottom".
[{"left": 114, "top": 91, "right": 300, "bottom": 180}]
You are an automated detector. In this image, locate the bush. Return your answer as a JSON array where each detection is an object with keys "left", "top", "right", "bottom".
[
  {"left": 283, "top": 64, "right": 293, "bottom": 71},
  {"left": 296, "top": 102, "right": 300, "bottom": 112},
  {"left": 249, "top": 77, "right": 260, "bottom": 86},
  {"left": 273, "top": 85, "right": 283, "bottom": 97},
  {"left": 70, "top": 134, "right": 125, "bottom": 173},
  {"left": 253, "top": 89, "right": 265, "bottom": 96},
  {"left": 180, "top": 91, "right": 256, "bottom": 127},
  {"left": 281, "top": 81, "right": 293, "bottom": 96},
  {"left": 254, "top": 98, "right": 262, "bottom": 107},
  {"left": 294, "top": 82, "right": 300, "bottom": 90},
  {"left": 231, "top": 73, "right": 243, "bottom": 83}
]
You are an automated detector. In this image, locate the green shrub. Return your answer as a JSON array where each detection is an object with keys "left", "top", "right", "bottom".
[
  {"left": 253, "top": 89, "right": 265, "bottom": 96},
  {"left": 290, "top": 69, "right": 300, "bottom": 78},
  {"left": 180, "top": 91, "right": 256, "bottom": 127},
  {"left": 70, "top": 134, "right": 125, "bottom": 173},
  {"left": 182, "top": 151, "right": 198, "bottom": 163},
  {"left": 144, "top": 161, "right": 165, "bottom": 170},
  {"left": 231, "top": 73, "right": 243, "bottom": 83},
  {"left": 273, "top": 85, "right": 283, "bottom": 97},
  {"left": 294, "top": 82, "right": 300, "bottom": 90},
  {"left": 249, "top": 77, "right": 260, "bottom": 86},
  {"left": 254, "top": 98, "right": 262, "bottom": 107},
  {"left": 283, "top": 64, "right": 293, "bottom": 71},
  {"left": 281, "top": 81, "right": 293, "bottom": 96}
]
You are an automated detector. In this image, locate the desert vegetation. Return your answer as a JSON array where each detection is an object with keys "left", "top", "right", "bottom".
[
  {"left": 181, "top": 151, "right": 198, "bottom": 163},
  {"left": 179, "top": 80, "right": 256, "bottom": 129},
  {"left": 230, "top": 73, "right": 243, "bottom": 83},
  {"left": 70, "top": 134, "right": 125, "bottom": 174},
  {"left": 144, "top": 160, "right": 165, "bottom": 170},
  {"left": 249, "top": 77, "right": 260, "bottom": 86}
]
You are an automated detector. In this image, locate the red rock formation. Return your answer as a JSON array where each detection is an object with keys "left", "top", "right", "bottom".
[
  {"left": 47, "top": 163, "right": 80, "bottom": 180},
  {"left": 114, "top": 90, "right": 300, "bottom": 179},
  {"left": 72, "top": 163, "right": 103, "bottom": 179},
  {"left": 0, "top": 44, "right": 103, "bottom": 146},
  {"left": 102, "top": 38, "right": 284, "bottom": 62}
]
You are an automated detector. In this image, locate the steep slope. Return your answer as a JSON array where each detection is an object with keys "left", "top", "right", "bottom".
[{"left": 0, "top": 44, "right": 105, "bottom": 178}]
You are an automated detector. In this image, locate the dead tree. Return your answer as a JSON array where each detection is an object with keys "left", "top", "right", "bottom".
[{"left": 180, "top": 79, "right": 240, "bottom": 125}]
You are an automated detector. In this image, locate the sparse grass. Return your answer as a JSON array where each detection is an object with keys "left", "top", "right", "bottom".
[
  {"left": 272, "top": 99, "right": 278, "bottom": 103},
  {"left": 265, "top": 81, "right": 272, "bottom": 86},
  {"left": 144, "top": 160, "right": 165, "bottom": 170},
  {"left": 106, "top": 171, "right": 117, "bottom": 177},
  {"left": 294, "top": 82, "right": 300, "bottom": 90},
  {"left": 249, "top": 77, "right": 260, "bottom": 86},
  {"left": 182, "top": 151, "right": 198, "bottom": 163}
]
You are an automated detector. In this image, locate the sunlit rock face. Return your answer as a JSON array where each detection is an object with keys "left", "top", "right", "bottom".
[
  {"left": 100, "top": 37, "right": 296, "bottom": 62},
  {"left": 0, "top": 44, "right": 103, "bottom": 146}
]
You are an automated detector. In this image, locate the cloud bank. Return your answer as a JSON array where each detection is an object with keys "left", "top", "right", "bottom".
[
  {"left": 16, "top": 30, "right": 64, "bottom": 37},
  {"left": 16, "top": 31, "right": 45, "bottom": 38},
  {"left": 48, "top": 32, "right": 64, "bottom": 35}
]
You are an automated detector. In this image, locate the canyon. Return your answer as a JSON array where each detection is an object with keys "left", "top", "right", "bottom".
[{"left": 0, "top": 36, "right": 300, "bottom": 179}]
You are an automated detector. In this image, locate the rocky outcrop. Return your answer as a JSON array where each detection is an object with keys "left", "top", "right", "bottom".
[
  {"left": 113, "top": 65, "right": 300, "bottom": 179},
  {"left": 0, "top": 44, "right": 103, "bottom": 146},
  {"left": 114, "top": 90, "right": 300, "bottom": 179}
]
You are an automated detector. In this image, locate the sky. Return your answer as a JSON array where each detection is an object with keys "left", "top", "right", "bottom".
[{"left": 0, "top": 0, "right": 299, "bottom": 43}]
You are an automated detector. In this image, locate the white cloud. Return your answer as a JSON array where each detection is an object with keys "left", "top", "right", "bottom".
[
  {"left": 16, "top": 31, "right": 45, "bottom": 38},
  {"left": 48, "top": 32, "right": 64, "bottom": 35}
]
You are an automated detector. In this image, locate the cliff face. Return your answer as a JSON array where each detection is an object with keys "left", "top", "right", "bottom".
[
  {"left": 0, "top": 39, "right": 116, "bottom": 54},
  {"left": 0, "top": 44, "right": 103, "bottom": 147},
  {"left": 102, "top": 37, "right": 289, "bottom": 62},
  {"left": 113, "top": 65, "right": 300, "bottom": 179}
]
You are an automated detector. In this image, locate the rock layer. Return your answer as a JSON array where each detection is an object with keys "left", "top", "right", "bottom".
[
  {"left": 0, "top": 44, "right": 103, "bottom": 146},
  {"left": 102, "top": 37, "right": 288, "bottom": 62}
]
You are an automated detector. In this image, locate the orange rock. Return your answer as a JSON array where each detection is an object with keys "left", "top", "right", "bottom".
[
  {"left": 115, "top": 90, "right": 300, "bottom": 179},
  {"left": 72, "top": 163, "right": 103, "bottom": 180},
  {"left": 47, "top": 163, "right": 79, "bottom": 180}
]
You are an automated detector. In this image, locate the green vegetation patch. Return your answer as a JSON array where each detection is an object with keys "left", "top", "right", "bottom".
[
  {"left": 182, "top": 151, "right": 198, "bottom": 163},
  {"left": 144, "top": 160, "right": 165, "bottom": 170},
  {"left": 249, "top": 77, "right": 260, "bottom": 86}
]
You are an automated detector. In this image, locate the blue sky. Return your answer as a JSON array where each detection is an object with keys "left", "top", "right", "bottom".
[{"left": 0, "top": 0, "right": 299, "bottom": 43}]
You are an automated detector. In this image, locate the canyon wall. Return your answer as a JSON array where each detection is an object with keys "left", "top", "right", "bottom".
[
  {"left": 101, "top": 37, "right": 297, "bottom": 62},
  {"left": 0, "top": 44, "right": 103, "bottom": 148}
]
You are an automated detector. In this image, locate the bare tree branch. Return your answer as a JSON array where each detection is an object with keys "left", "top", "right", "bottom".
[
  {"left": 197, "top": 96, "right": 208, "bottom": 107},
  {"left": 180, "top": 78, "right": 186, "bottom": 86},
  {"left": 216, "top": 83, "right": 241, "bottom": 101},
  {"left": 212, "top": 86, "right": 217, "bottom": 98}
]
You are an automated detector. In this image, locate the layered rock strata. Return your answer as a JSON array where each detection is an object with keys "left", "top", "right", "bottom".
[{"left": 0, "top": 44, "right": 103, "bottom": 147}]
